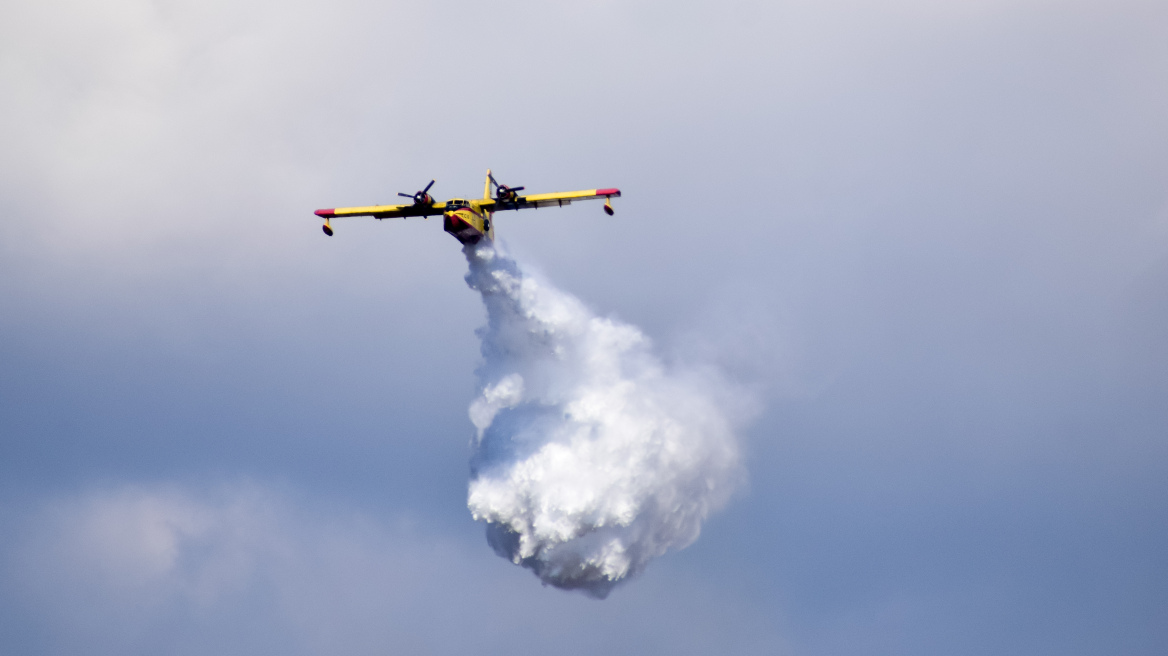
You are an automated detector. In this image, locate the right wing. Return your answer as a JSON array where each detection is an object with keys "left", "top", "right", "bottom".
[{"left": 314, "top": 201, "right": 447, "bottom": 220}]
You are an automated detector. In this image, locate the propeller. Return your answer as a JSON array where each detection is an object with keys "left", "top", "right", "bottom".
[
  {"left": 398, "top": 179, "right": 436, "bottom": 205},
  {"left": 489, "top": 173, "right": 525, "bottom": 202}
]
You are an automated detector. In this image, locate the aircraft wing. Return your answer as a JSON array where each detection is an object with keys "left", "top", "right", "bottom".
[
  {"left": 314, "top": 202, "right": 447, "bottom": 220},
  {"left": 485, "top": 188, "right": 621, "bottom": 212}
]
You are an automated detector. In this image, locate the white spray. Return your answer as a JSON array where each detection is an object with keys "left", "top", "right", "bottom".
[{"left": 464, "top": 241, "right": 743, "bottom": 598}]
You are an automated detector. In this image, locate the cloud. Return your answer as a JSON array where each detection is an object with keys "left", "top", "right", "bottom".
[
  {"left": 2, "top": 0, "right": 1167, "bottom": 653},
  {"left": 3, "top": 481, "right": 788, "bottom": 655}
]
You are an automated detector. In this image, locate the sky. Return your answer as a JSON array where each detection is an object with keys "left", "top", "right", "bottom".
[{"left": 1, "top": 0, "right": 1167, "bottom": 653}]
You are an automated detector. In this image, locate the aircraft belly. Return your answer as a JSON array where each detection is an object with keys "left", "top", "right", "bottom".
[{"left": 444, "top": 209, "right": 486, "bottom": 244}]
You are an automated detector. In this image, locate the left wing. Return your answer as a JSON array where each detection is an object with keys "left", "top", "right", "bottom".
[
  {"left": 314, "top": 201, "right": 447, "bottom": 220},
  {"left": 484, "top": 188, "right": 621, "bottom": 212}
]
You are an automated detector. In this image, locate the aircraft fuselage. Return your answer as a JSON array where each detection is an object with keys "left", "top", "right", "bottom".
[{"left": 443, "top": 199, "right": 493, "bottom": 245}]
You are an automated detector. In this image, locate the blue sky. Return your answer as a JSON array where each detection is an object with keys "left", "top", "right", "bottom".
[{"left": 1, "top": 0, "right": 1166, "bottom": 654}]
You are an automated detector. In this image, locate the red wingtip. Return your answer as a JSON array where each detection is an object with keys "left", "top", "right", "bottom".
[
  {"left": 315, "top": 209, "right": 336, "bottom": 218},
  {"left": 596, "top": 188, "right": 621, "bottom": 197}
]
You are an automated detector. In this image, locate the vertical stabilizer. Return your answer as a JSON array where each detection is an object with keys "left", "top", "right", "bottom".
[{"left": 485, "top": 169, "right": 496, "bottom": 242}]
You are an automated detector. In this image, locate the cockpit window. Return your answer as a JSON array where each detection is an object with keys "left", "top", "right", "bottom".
[{"left": 447, "top": 199, "right": 468, "bottom": 209}]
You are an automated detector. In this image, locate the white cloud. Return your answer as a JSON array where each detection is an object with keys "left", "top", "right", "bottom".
[{"left": 4, "top": 481, "right": 788, "bottom": 655}]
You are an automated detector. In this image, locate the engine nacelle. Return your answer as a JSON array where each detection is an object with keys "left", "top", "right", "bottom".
[{"left": 495, "top": 183, "right": 525, "bottom": 203}]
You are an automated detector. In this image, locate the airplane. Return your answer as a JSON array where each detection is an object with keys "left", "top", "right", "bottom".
[{"left": 313, "top": 170, "right": 620, "bottom": 244}]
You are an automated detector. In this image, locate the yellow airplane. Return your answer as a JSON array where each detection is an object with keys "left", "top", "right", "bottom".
[{"left": 314, "top": 170, "right": 620, "bottom": 243}]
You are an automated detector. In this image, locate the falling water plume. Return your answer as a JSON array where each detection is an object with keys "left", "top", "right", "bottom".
[{"left": 463, "top": 241, "right": 743, "bottom": 598}]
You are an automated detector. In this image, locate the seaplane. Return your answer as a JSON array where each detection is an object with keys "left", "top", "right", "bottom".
[{"left": 314, "top": 170, "right": 620, "bottom": 244}]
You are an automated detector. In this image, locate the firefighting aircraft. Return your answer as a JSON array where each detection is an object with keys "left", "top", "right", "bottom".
[{"left": 313, "top": 170, "right": 620, "bottom": 244}]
